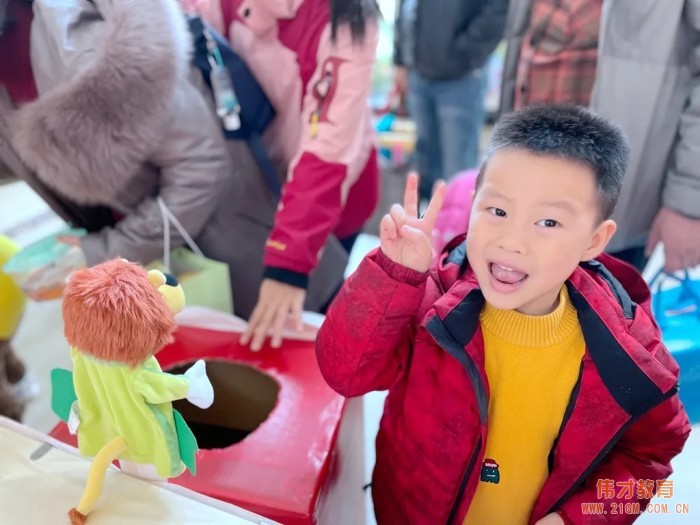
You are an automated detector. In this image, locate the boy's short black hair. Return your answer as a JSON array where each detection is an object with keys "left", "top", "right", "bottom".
[{"left": 476, "top": 105, "right": 630, "bottom": 220}]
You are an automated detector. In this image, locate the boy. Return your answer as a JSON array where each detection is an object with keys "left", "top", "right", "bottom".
[{"left": 316, "top": 105, "right": 691, "bottom": 524}]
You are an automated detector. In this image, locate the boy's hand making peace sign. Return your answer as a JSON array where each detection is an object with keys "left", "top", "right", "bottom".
[{"left": 380, "top": 173, "right": 446, "bottom": 273}]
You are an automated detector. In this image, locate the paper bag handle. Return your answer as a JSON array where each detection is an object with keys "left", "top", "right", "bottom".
[
  {"left": 157, "top": 197, "right": 204, "bottom": 272},
  {"left": 649, "top": 269, "right": 700, "bottom": 328}
]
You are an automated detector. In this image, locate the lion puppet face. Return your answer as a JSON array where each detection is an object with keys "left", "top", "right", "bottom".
[{"left": 62, "top": 259, "right": 185, "bottom": 367}]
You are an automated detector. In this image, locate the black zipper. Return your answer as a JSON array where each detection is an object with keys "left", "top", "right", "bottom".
[
  {"left": 446, "top": 435, "right": 482, "bottom": 525},
  {"left": 424, "top": 309, "right": 487, "bottom": 525},
  {"left": 545, "top": 384, "right": 679, "bottom": 515},
  {"left": 547, "top": 362, "right": 584, "bottom": 473}
]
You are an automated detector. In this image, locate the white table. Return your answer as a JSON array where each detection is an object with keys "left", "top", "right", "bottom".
[{"left": 0, "top": 416, "right": 280, "bottom": 525}]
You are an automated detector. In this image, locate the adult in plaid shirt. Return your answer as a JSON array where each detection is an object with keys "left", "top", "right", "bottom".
[
  {"left": 501, "top": 0, "right": 603, "bottom": 112},
  {"left": 503, "top": 0, "right": 700, "bottom": 273}
]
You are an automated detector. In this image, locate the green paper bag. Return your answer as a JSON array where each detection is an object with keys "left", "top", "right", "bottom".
[
  {"left": 149, "top": 198, "right": 233, "bottom": 314},
  {"left": 148, "top": 248, "right": 232, "bottom": 314}
]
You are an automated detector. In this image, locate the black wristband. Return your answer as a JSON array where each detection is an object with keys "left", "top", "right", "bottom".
[{"left": 263, "top": 266, "right": 309, "bottom": 290}]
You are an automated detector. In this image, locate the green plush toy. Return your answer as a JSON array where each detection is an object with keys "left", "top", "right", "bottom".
[{"left": 50, "top": 259, "right": 214, "bottom": 525}]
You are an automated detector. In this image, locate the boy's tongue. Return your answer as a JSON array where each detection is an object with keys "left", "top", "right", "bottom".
[{"left": 491, "top": 263, "right": 527, "bottom": 284}]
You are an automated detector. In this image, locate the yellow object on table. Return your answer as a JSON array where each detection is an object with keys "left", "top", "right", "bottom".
[
  {"left": 0, "top": 236, "right": 26, "bottom": 339},
  {"left": 0, "top": 416, "right": 279, "bottom": 525}
]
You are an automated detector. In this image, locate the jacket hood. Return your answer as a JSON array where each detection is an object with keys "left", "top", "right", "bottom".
[
  {"left": 431, "top": 234, "right": 473, "bottom": 294},
  {"left": 8, "top": 0, "right": 192, "bottom": 205}
]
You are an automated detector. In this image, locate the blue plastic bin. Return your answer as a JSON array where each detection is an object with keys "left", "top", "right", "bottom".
[{"left": 651, "top": 271, "right": 700, "bottom": 423}]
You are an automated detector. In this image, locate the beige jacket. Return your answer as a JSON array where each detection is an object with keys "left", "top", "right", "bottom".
[{"left": 592, "top": 0, "right": 700, "bottom": 251}]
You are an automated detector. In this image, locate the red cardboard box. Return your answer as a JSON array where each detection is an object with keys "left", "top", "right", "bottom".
[{"left": 51, "top": 309, "right": 366, "bottom": 525}]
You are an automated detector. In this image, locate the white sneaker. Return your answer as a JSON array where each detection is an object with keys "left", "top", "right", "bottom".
[{"left": 12, "top": 373, "right": 41, "bottom": 402}]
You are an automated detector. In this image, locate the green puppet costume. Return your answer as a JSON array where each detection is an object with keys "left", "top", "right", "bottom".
[
  {"left": 49, "top": 247, "right": 213, "bottom": 524},
  {"left": 50, "top": 259, "right": 212, "bottom": 484},
  {"left": 62, "top": 351, "right": 205, "bottom": 478},
  {"left": 52, "top": 352, "right": 209, "bottom": 479}
]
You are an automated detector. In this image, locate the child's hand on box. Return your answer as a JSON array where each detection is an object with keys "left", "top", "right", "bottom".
[{"left": 380, "top": 172, "right": 445, "bottom": 273}]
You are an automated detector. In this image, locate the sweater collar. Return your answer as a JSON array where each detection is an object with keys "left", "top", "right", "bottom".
[{"left": 479, "top": 286, "right": 580, "bottom": 348}]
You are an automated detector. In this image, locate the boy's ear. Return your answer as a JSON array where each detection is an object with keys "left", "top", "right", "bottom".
[{"left": 581, "top": 219, "right": 617, "bottom": 261}]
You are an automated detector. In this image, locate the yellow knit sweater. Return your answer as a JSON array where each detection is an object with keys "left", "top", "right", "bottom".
[{"left": 464, "top": 287, "right": 585, "bottom": 525}]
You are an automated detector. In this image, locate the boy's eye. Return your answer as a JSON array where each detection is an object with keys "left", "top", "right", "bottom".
[
  {"left": 488, "top": 207, "right": 507, "bottom": 218},
  {"left": 536, "top": 219, "right": 560, "bottom": 228}
]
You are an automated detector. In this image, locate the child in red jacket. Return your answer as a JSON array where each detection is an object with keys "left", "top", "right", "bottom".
[{"left": 316, "top": 105, "right": 691, "bottom": 525}]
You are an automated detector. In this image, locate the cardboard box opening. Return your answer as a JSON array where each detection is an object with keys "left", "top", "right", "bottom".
[{"left": 169, "top": 361, "right": 279, "bottom": 449}]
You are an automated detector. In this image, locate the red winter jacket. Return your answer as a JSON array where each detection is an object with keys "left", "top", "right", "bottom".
[
  {"left": 316, "top": 236, "right": 691, "bottom": 525},
  {"left": 193, "top": 0, "right": 380, "bottom": 287}
]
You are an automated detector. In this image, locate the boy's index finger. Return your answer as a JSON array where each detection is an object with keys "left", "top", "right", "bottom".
[
  {"left": 403, "top": 172, "right": 420, "bottom": 218},
  {"left": 420, "top": 180, "right": 446, "bottom": 232}
]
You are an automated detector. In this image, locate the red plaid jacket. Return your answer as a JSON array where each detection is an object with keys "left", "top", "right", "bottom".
[{"left": 515, "top": 0, "right": 603, "bottom": 109}]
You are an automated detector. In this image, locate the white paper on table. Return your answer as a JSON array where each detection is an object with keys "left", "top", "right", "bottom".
[{"left": 0, "top": 416, "right": 279, "bottom": 525}]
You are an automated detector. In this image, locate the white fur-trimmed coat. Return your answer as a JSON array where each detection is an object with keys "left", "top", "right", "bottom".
[
  {"left": 0, "top": 0, "right": 347, "bottom": 317},
  {"left": 0, "top": 0, "right": 231, "bottom": 265}
]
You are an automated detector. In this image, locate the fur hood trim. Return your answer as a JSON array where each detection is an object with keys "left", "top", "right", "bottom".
[{"left": 10, "top": 0, "right": 192, "bottom": 205}]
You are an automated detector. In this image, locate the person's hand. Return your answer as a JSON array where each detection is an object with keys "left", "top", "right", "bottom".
[
  {"left": 380, "top": 172, "right": 445, "bottom": 273},
  {"left": 646, "top": 207, "right": 700, "bottom": 272},
  {"left": 394, "top": 65, "right": 409, "bottom": 98},
  {"left": 535, "top": 512, "right": 565, "bottom": 525},
  {"left": 241, "top": 279, "right": 306, "bottom": 351}
]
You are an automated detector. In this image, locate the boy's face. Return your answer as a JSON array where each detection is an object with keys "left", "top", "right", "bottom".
[{"left": 466, "top": 148, "right": 616, "bottom": 316}]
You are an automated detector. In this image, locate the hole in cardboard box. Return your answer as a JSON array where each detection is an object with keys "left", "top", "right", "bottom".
[{"left": 169, "top": 361, "right": 279, "bottom": 449}]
